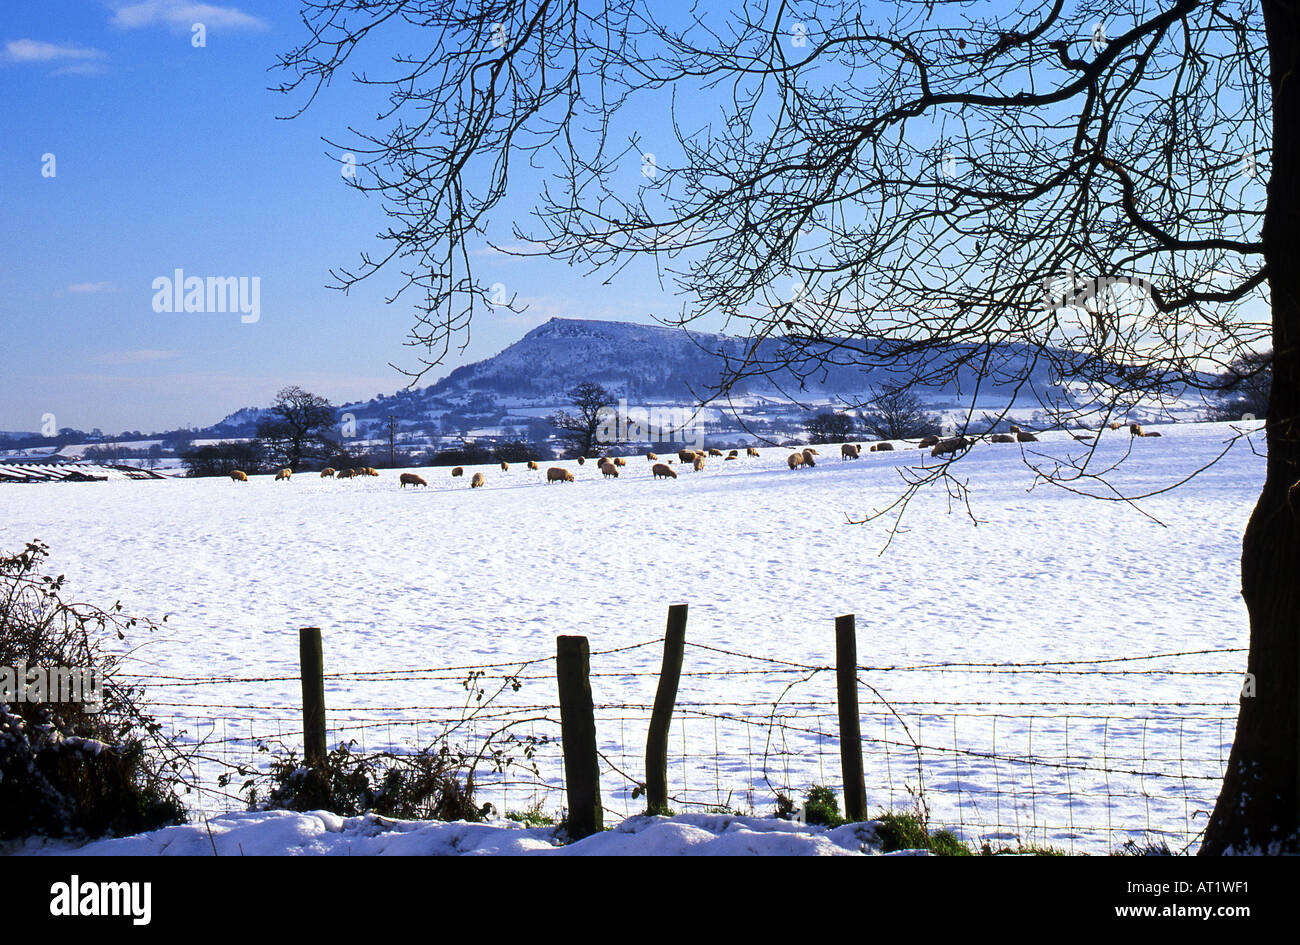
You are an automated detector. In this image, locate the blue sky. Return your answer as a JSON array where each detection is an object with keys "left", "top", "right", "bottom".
[{"left": 0, "top": 1, "right": 671, "bottom": 433}]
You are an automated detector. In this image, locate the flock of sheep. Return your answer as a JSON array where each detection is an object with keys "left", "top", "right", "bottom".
[{"left": 224, "top": 421, "right": 1160, "bottom": 489}]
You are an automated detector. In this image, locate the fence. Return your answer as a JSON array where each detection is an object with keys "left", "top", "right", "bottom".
[{"left": 122, "top": 606, "right": 1245, "bottom": 854}]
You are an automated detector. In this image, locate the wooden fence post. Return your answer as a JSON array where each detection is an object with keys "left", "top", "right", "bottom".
[
  {"left": 299, "top": 626, "right": 327, "bottom": 767},
  {"left": 556, "top": 635, "right": 603, "bottom": 838},
  {"left": 645, "top": 603, "right": 688, "bottom": 813},
  {"left": 835, "top": 614, "right": 868, "bottom": 821}
]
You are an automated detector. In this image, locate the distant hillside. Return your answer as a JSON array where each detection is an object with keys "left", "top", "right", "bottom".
[{"left": 204, "top": 316, "right": 1215, "bottom": 439}]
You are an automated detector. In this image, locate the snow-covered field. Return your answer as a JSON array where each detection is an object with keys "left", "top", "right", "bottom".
[{"left": 0, "top": 422, "right": 1262, "bottom": 854}]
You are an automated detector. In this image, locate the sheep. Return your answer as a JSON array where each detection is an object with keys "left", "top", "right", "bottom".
[
  {"left": 725, "top": 454, "right": 737, "bottom": 460},
  {"left": 708, "top": 448, "right": 722, "bottom": 457},
  {"left": 1016, "top": 431, "right": 1039, "bottom": 442},
  {"left": 547, "top": 467, "right": 575, "bottom": 483},
  {"left": 614, "top": 457, "right": 627, "bottom": 467},
  {"left": 500, "top": 461, "right": 510, "bottom": 472},
  {"left": 1107, "top": 420, "right": 1124, "bottom": 430},
  {"left": 527, "top": 460, "right": 539, "bottom": 470},
  {"left": 600, "top": 462, "right": 619, "bottom": 478},
  {"left": 320, "top": 467, "right": 336, "bottom": 478},
  {"left": 678, "top": 449, "right": 697, "bottom": 463},
  {"left": 918, "top": 435, "right": 941, "bottom": 449},
  {"left": 787, "top": 452, "right": 805, "bottom": 470},
  {"left": 870, "top": 442, "right": 895, "bottom": 452},
  {"left": 693, "top": 454, "right": 705, "bottom": 472},
  {"left": 930, "top": 436, "right": 971, "bottom": 458},
  {"left": 452, "top": 467, "right": 464, "bottom": 477},
  {"left": 275, "top": 468, "right": 292, "bottom": 481},
  {"left": 747, "top": 447, "right": 760, "bottom": 457},
  {"left": 577, "top": 456, "right": 586, "bottom": 465},
  {"left": 802, "top": 448, "right": 817, "bottom": 468},
  {"left": 399, "top": 472, "right": 428, "bottom": 488},
  {"left": 338, "top": 468, "right": 356, "bottom": 479},
  {"left": 1009, "top": 425, "right": 1022, "bottom": 434},
  {"left": 652, "top": 463, "right": 678, "bottom": 479},
  {"left": 840, "top": 443, "right": 861, "bottom": 460},
  {"left": 646, "top": 452, "right": 658, "bottom": 461},
  {"left": 471, "top": 472, "right": 486, "bottom": 488},
  {"left": 727, "top": 449, "right": 738, "bottom": 458},
  {"left": 1129, "top": 422, "right": 1146, "bottom": 437},
  {"left": 366, "top": 467, "right": 380, "bottom": 477},
  {"left": 230, "top": 470, "right": 248, "bottom": 482},
  {"left": 990, "top": 433, "right": 1016, "bottom": 444}
]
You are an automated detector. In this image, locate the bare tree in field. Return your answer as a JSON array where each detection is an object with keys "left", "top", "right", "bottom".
[
  {"left": 256, "top": 385, "right": 337, "bottom": 469},
  {"left": 860, "top": 386, "right": 940, "bottom": 441},
  {"left": 278, "top": 1, "right": 1294, "bottom": 853},
  {"left": 548, "top": 382, "right": 617, "bottom": 458}
]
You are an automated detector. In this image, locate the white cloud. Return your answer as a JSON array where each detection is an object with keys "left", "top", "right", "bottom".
[
  {"left": 1, "top": 39, "right": 107, "bottom": 63},
  {"left": 91, "top": 349, "right": 182, "bottom": 366},
  {"left": 108, "top": 1, "right": 267, "bottom": 31},
  {"left": 51, "top": 61, "right": 110, "bottom": 76},
  {"left": 63, "top": 281, "right": 119, "bottom": 295}
]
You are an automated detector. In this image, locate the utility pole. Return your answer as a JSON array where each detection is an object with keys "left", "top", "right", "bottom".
[{"left": 387, "top": 414, "right": 398, "bottom": 468}]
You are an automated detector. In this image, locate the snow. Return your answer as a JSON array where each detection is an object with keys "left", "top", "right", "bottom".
[
  {"left": 0, "top": 420, "right": 1264, "bottom": 853},
  {"left": 11, "top": 810, "right": 894, "bottom": 856}
]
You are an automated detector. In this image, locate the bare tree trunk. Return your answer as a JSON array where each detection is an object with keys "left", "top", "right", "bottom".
[{"left": 1202, "top": 0, "right": 1300, "bottom": 855}]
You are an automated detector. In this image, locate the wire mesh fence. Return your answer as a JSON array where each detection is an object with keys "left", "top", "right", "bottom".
[{"left": 128, "top": 633, "right": 1243, "bottom": 854}]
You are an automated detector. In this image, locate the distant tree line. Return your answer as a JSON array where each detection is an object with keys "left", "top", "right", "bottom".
[{"left": 179, "top": 386, "right": 549, "bottom": 477}]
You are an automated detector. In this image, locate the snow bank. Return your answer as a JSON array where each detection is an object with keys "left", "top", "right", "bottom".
[{"left": 11, "top": 811, "right": 909, "bottom": 857}]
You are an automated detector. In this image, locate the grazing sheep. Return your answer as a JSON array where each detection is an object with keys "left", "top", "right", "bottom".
[
  {"left": 918, "top": 435, "right": 941, "bottom": 449},
  {"left": 990, "top": 433, "right": 1016, "bottom": 444},
  {"left": 747, "top": 447, "right": 760, "bottom": 457},
  {"left": 600, "top": 462, "right": 619, "bottom": 478},
  {"left": 802, "top": 448, "right": 817, "bottom": 467},
  {"left": 788, "top": 452, "right": 805, "bottom": 470},
  {"left": 452, "top": 467, "right": 464, "bottom": 477},
  {"left": 678, "top": 449, "right": 697, "bottom": 463},
  {"left": 646, "top": 452, "right": 658, "bottom": 461},
  {"left": 727, "top": 449, "right": 738, "bottom": 458},
  {"left": 1129, "top": 422, "right": 1145, "bottom": 437},
  {"left": 546, "top": 467, "right": 575, "bottom": 483},
  {"left": 320, "top": 467, "right": 336, "bottom": 478},
  {"left": 337, "top": 468, "right": 355, "bottom": 479},
  {"left": 1016, "top": 431, "right": 1039, "bottom": 442},
  {"left": 652, "top": 463, "right": 677, "bottom": 479},
  {"left": 471, "top": 472, "right": 485, "bottom": 488},
  {"left": 577, "top": 456, "right": 586, "bottom": 465},
  {"left": 870, "top": 442, "right": 895, "bottom": 452},
  {"left": 614, "top": 457, "right": 627, "bottom": 466},
  {"left": 1107, "top": 420, "right": 1124, "bottom": 430},
  {"left": 841, "top": 443, "right": 861, "bottom": 460},
  {"left": 500, "top": 461, "right": 509, "bottom": 472},
  {"left": 399, "top": 472, "right": 428, "bottom": 488},
  {"left": 275, "top": 468, "right": 292, "bottom": 481},
  {"left": 230, "top": 470, "right": 248, "bottom": 482},
  {"left": 725, "top": 454, "right": 737, "bottom": 460},
  {"left": 527, "top": 460, "right": 539, "bottom": 470},
  {"left": 693, "top": 455, "right": 705, "bottom": 471},
  {"left": 367, "top": 467, "right": 380, "bottom": 477},
  {"left": 930, "top": 436, "right": 971, "bottom": 458},
  {"left": 708, "top": 448, "right": 722, "bottom": 457}
]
